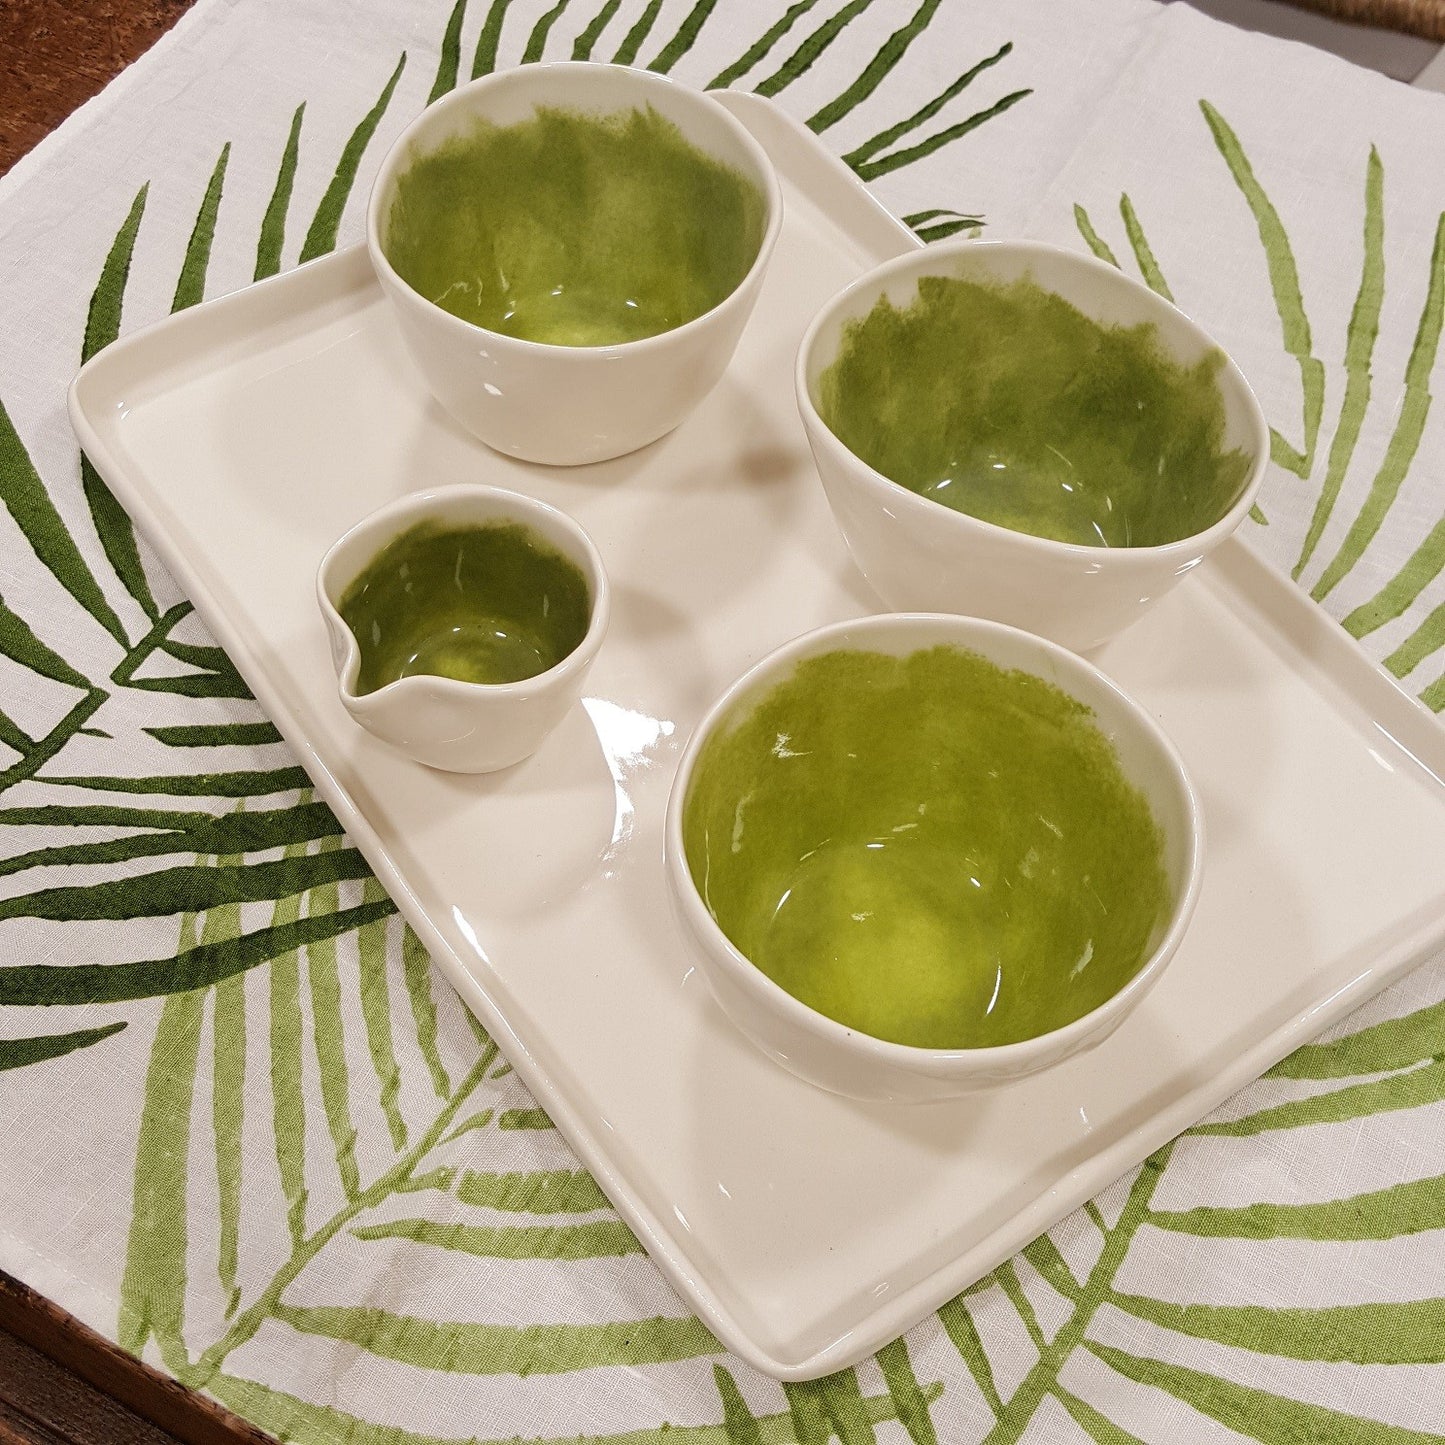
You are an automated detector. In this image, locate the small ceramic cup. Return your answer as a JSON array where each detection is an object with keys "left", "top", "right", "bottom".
[
  {"left": 367, "top": 63, "right": 783, "bottom": 466},
  {"left": 796, "top": 241, "right": 1270, "bottom": 653},
  {"left": 317, "top": 484, "right": 609, "bottom": 772},
  {"left": 664, "top": 613, "right": 1203, "bottom": 1101}
]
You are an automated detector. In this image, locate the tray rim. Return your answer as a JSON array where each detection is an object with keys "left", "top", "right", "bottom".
[{"left": 67, "top": 94, "right": 1445, "bottom": 1381}]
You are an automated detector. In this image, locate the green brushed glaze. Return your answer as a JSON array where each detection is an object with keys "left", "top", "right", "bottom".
[
  {"left": 682, "top": 646, "right": 1169, "bottom": 1048},
  {"left": 818, "top": 273, "right": 1251, "bottom": 547},
  {"left": 338, "top": 521, "right": 590, "bottom": 694},
  {"left": 382, "top": 105, "right": 765, "bottom": 346}
]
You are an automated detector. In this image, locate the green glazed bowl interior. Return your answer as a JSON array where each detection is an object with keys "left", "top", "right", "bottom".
[
  {"left": 382, "top": 103, "right": 767, "bottom": 348},
  {"left": 815, "top": 267, "right": 1255, "bottom": 549},
  {"left": 681, "top": 642, "right": 1175, "bottom": 1051},
  {"left": 336, "top": 518, "right": 593, "bottom": 696}
]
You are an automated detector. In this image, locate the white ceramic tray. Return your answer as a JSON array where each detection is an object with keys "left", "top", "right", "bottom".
[{"left": 70, "top": 95, "right": 1445, "bottom": 1380}]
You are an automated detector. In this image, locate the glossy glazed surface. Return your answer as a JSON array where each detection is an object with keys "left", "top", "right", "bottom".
[
  {"left": 337, "top": 520, "right": 590, "bottom": 693},
  {"left": 818, "top": 273, "right": 1252, "bottom": 547},
  {"left": 383, "top": 105, "right": 766, "bottom": 346},
  {"left": 682, "top": 645, "right": 1170, "bottom": 1047}
]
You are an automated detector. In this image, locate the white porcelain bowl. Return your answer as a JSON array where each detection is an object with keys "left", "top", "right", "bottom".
[
  {"left": 317, "top": 484, "right": 609, "bottom": 772},
  {"left": 796, "top": 241, "right": 1270, "bottom": 653},
  {"left": 367, "top": 63, "right": 782, "bottom": 466},
  {"left": 664, "top": 613, "right": 1204, "bottom": 1101}
]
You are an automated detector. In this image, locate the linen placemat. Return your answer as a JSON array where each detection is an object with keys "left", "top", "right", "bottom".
[{"left": 2, "top": 1, "right": 1443, "bottom": 1439}]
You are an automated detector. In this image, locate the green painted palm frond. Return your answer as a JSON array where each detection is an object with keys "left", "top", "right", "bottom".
[
  {"left": 119, "top": 875, "right": 500, "bottom": 1380},
  {"left": 302, "top": 53, "right": 409, "bottom": 261},
  {"left": 847, "top": 85, "right": 1030, "bottom": 183},
  {"left": 926, "top": 980, "right": 1445, "bottom": 1439},
  {"left": 1090, "top": 1341, "right": 1443, "bottom": 1442},
  {"left": 0, "top": 885, "right": 394, "bottom": 1008},
  {"left": 841, "top": 39, "right": 1011, "bottom": 167},
  {"left": 751, "top": 0, "right": 878, "bottom": 100},
  {"left": 1151, "top": 1170, "right": 1445, "bottom": 1242},
  {"left": 351, "top": 1216, "right": 645, "bottom": 1260},
  {"left": 454, "top": 1164, "right": 611, "bottom": 1210},
  {"left": 111, "top": 604, "right": 250, "bottom": 698},
  {"left": 112, "top": 871, "right": 880, "bottom": 1441},
  {"left": 1296, "top": 146, "right": 1385, "bottom": 579},
  {"left": 0, "top": 844, "right": 371, "bottom": 928},
  {"left": 568, "top": 0, "right": 625, "bottom": 62},
  {"left": 1267, "top": 993, "right": 1445, "bottom": 1080},
  {"left": 738, "top": 1, "right": 1030, "bottom": 187},
  {"left": 611, "top": 0, "right": 668, "bottom": 66},
  {"left": 0, "top": 42, "right": 421, "bottom": 1071},
  {"left": 430, "top": 0, "right": 471, "bottom": 100},
  {"left": 81, "top": 185, "right": 160, "bottom": 624},
  {"left": 1190, "top": 1056, "right": 1445, "bottom": 1137},
  {"left": 802, "top": 0, "right": 946, "bottom": 132},
  {"left": 17, "top": 9, "right": 1445, "bottom": 1441},
  {"left": 1354, "top": 535, "right": 1445, "bottom": 667},
  {"left": 0, "top": 398, "right": 113, "bottom": 782},
  {"left": 709, "top": 0, "right": 822, "bottom": 87},
  {"left": 644, "top": 0, "right": 719, "bottom": 73},
  {"left": 1309, "top": 209, "right": 1445, "bottom": 606},
  {"left": 1111, "top": 1292, "right": 1445, "bottom": 1366},
  {"left": 0, "top": 754, "right": 374, "bottom": 1027},
  {"left": 0, "top": 1020, "right": 127, "bottom": 1071},
  {"left": 904, "top": 208, "right": 984, "bottom": 243},
  {"left": 0, "top": 799, "right": 334, "bottom": 881},
  {"left": 783, "top": 1366, "right": 914, "bottom": 1445},
  {"left": 1074, "top": 104, "right": 1445, "bottom": 696},
  {"left": 444, "top": 0, "right": 1026, "bottom": 208},
  {"left": 206, "top": 1363, "right": 940, "bottom": 1445},
  {"left": 272, "top": 1303, "right": 718, "bottom": 1375},
  {"left": 1199, "top": 100, "right": 1325, "bottom": 483}
]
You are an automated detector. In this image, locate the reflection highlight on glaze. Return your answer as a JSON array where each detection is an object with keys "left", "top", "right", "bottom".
[
  {"left": 582, "top": 697, "right": 677, "bottom": 859},
  {"left": 1372, "top": 721, "right": 1445, "bottom": 789},
  {"left": 451, "top": 906, "right": 491, "bottom": 967}
]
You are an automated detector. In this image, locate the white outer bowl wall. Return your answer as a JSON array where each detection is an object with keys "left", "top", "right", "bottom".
[
  {"left": 366, "top": 63, "right": 784, "bottom": 466},
  {"left": 664, "top": 613, "right": 1205, "bottom": 1102},
  {"left": 317, "top": 484, "right": 610, "bottom": 772},
  {"left": 795, "top": 240, "right": 1271, "bottom": 653}
]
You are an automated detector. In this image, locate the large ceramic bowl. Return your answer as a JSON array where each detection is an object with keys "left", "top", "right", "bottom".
[
  {"left": 664, "top": 613, "right": 1204, "bottom": 1101},
  {"left": 796, "top": 241, "right": 1270, "bottom": 652},
  {"left": 367, "top": 62, "right": 782, "bottom": 466}
]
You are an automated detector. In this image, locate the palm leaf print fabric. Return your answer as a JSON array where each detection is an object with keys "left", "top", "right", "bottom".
[{"left": 1, "top": 0, "right": 1444, "bottom": 1439}]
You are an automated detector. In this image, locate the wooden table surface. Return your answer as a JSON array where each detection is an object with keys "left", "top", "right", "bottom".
[
  {"left": 0, "top": 1274, "right": 275, "bottom": 1445},
  {"left": 1, "top": 0, "right": 200, "bottom": 174}
]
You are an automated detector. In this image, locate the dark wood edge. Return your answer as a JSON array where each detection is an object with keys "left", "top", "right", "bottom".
[
  {"left": 0, "top": 0, "right": 202, "bottom": 176},
  {"left": 1284, "top": 0, "right": 1445, "bottom": 42},
  {"left": 0, "top": 1271, "right": 276, "bottom": 1445}
]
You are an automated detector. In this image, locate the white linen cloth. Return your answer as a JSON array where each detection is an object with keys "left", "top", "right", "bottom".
[{"left": 1, "top": 2, "right": 1443, "bottom": 1439}]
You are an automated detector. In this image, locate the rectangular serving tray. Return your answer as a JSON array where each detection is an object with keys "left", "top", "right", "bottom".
[{"left": 70, "top": 94, "right": 1445, "bottom": 1380}]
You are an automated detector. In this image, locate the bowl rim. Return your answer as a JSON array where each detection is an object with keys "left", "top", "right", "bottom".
[
  {"left": 663, "top": 611, "right": 1206, "bottom": 1076},
  {"left": 794, "top": 237, "right": 1272, "bottom": 563},
  {"left": 316, "top": 482, "right": 611, "bottom": 709},
  {"left": 365, "top": 60, "right": 785, "bottom": 358}
]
